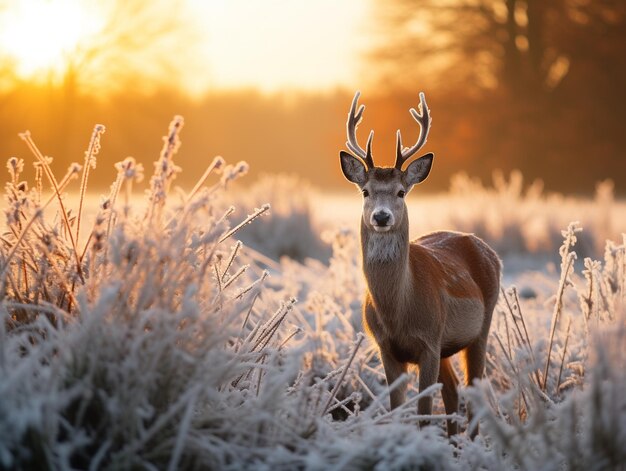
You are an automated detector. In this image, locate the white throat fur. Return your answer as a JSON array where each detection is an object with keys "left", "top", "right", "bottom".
[{"left": 366, "top": 232, "right": 404, "bottom": 263}]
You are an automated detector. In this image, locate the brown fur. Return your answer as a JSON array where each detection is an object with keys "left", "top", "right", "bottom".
[
  {"left": 358, "top": 177, "right": 501, "bottom": 438},
  {"left": 340, "top": 91, "right": 501, "bottom": 437}
]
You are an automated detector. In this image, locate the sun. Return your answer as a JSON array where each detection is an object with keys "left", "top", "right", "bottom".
[{"left": 0, "top": 0, "right": 103, "bottom": 81}]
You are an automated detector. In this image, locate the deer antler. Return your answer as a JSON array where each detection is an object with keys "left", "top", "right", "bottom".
[
  {"left": 346, "top": 91, "right": 375, "bottom": 169},
  {"left": 394, "top": 92, "right": 431, "bottom": 170}
]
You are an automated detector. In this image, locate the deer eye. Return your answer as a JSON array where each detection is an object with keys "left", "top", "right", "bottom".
[
  {"left": 397, "top": 190, "right": 406, "bottom": 198},
  {"left": 362, "top": 189, "right": 369, "bottom": 197}
]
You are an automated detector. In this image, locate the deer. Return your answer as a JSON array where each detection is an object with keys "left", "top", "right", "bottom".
[{"left": 339, "top": 91, "right": 501, "bottom": 437}]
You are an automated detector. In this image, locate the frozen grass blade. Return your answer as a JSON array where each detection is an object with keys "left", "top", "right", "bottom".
[
  {"left": 19, "top": 131, "right": 84, "bottom": 283},
  {"left": 511, "top": 287, "right": 541, "bottom": 386},
  {"left": 322, "top": 333, "right": 364, "bottom": 415},
  {"left": 0, "top": 209, "right": 42, "bottom": 290},
  {"left": 222, "top": 264, "right": 248, "bottom": 290},
  {"left": 543, "top": 222, "right": 580, "bottom": 391},
  {"left": 167, "top": 386, "right": 199, "bottom": 471},
  {"left": 219, "top": 204, "right": 270, "bottom": 243},
  {"left": 41, "top": 163, "right": 82, "bottom": 210},
  {"left": 186, "top": 155, "right": 225, "bottom": 202},
  {"left": 221, "top": 241, "right": 242, "bottom": 282},
  {"left": 75, "top": 124, "right": 105, "bottom": 245},
  {"left": 239, "top": 271, "right": 268, "bottom": 336},
  {"left": 555, "top": 317, "right": 572, "bottom": 396}
]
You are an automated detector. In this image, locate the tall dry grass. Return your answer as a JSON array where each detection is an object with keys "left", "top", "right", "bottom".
[{"left": 1, "top": 119, "right": 625, "bottom": 469}]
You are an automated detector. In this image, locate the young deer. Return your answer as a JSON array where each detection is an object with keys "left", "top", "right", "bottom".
[{"left": 339, "top": 91, "right": 501, "bottom": 437}]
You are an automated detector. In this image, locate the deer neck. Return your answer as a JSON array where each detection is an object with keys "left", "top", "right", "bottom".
[{"left": 360, "top": 217, "right": 411, "bottom": 309}]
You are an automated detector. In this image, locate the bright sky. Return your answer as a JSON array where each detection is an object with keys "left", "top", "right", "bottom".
[
  {"left": 189, "top": 0, "right": 372, "bottom": 93},
  {"left": 0, "top": 0, "right": 104, "bottom": 78},
  {"left": 0, "top": 0, "right": 373, "bottom": 95}
]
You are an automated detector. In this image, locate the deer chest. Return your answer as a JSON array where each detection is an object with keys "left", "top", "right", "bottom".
[{"left": 363, "top": 305, "right": 428, "bottom": 365}]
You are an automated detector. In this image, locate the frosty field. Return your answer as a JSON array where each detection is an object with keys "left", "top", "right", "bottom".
[{"left": 1, "top": 120, "right": 625, "bottom": 470}]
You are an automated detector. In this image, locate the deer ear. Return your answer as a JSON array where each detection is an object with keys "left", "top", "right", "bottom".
[
  {"left": 340, "top": 151, "right": 367, "bottom": 185},
  {"left": 405, "top": 153, "right": 434, "bottom": 186}
]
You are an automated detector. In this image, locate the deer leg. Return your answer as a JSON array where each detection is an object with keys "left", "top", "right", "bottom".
[
  {"left": 462, "top": 286, "right": 498, "bottom": 438},
  {"left": 380, "top": 350, "right": 408, "bottom": 410},
  {"left": 417, "top": 352, "right": 440, "bottom": 428},
  {"left": 462, "top": 339, "right": 487, "bottom": 439},
  {"left": 438, "top": 357, "right": 460, "bottom": 436}
]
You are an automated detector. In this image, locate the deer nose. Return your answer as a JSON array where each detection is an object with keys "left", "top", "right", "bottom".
[{"left": 373, "top": 211, "right": 391, "bottom": 226}]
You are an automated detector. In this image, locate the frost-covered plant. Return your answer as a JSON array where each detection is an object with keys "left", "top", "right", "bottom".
[
  {"left": 3, "top": 119, "right": 456, "bottom": 470},
  {"left": 447, "top": 171, "right": 618, "bottom": 260},
  {"left": 229, "top": 174, "right": 331, "bottom": 263},
  {"left": 2, "top": 118, "right": 626, "bottom": 469},
  {"left": 0, "top": 119, "right": 312, "bottom": 469},
  {"left": 463, "top": 222, "right": 626, "bottom": 469},
  {"left": 466, "top": 317, "right": 626, "bottom": 470}
]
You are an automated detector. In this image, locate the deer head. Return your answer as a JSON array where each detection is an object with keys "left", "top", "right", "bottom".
[{"left": 340, "top": 91, "right": 434, "bottom": 233}]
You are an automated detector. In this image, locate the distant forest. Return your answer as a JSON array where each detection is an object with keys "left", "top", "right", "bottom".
[{"left": 2, "top": 0, "right": 624, "bottom": 194}]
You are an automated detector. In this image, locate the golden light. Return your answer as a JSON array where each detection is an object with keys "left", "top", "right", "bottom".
[
  {"left": 0, "top": 0, "right": 103, "bottom": 81},
  {"left": 0, "top": 0, "right": 372, "bottom": 95},
  {"left": 189, "top": 0, "right": 371, "bottom": 93}
]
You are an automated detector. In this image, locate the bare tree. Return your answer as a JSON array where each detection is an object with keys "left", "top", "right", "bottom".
[
  {"left": 375, "top": 0, "right": 626, "bottom": 95},
  {"left": 63, "top": 0, "right": 200, "bottom": 97},
  {"left": 18, "top": 0, "right": 201, "bottom": 156},
  {"left": 371, "top": 0, "right": 626, "bottom": 192}
]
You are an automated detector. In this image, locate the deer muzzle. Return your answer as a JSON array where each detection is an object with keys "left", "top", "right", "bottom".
[{"left": 371, "top": 208, "right": 394, "bottom": 231}]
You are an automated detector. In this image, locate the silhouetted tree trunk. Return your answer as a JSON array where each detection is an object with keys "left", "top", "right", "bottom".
[
  {"left": 373, "top": 0, "right": 626, "bottom": 192},
  {"left": 526, "top": 0, "right": 545, "bottom": 90},
  {"left": 503, "top": 0, "right": 522, "bottom": 91}
]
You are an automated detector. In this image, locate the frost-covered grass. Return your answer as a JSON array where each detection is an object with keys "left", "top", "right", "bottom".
[
  {"left": 228, "top": 174, "right": 331, "bottom": 263},
  {"left": 1, "top": 119, "right": 625, "bottom": 470},
  {"left": 235, "top": 170, "right": 625, "bottom": 275}
]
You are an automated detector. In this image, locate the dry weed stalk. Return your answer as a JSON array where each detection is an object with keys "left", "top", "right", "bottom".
[
  {"left": 1, "top": 115, "right": 328, "bottom": 469},
  {"left": 543, "top": 222, "right": 580, "bottom": 391},
  {"left": 3, "top": 114, "right": 624, "bottom": 468}
]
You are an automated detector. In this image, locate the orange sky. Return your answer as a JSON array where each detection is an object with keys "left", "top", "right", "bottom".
[
  {"left": 0, "top": 0, "right": 374, "bottom": 96},
  {"left": 189, "top": 0, "right": 373, "bottom": 94}
]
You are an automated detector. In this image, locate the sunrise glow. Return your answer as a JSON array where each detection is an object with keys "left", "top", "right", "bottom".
[
  {"left": 0, "top": 0, "right": 103, "bottom": 81},
  {"left": 190, "top": 0, "right": 372, "bottom": 93},
  {"left": 0, "top": 0, "right": 371, "bottom": 95}
]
